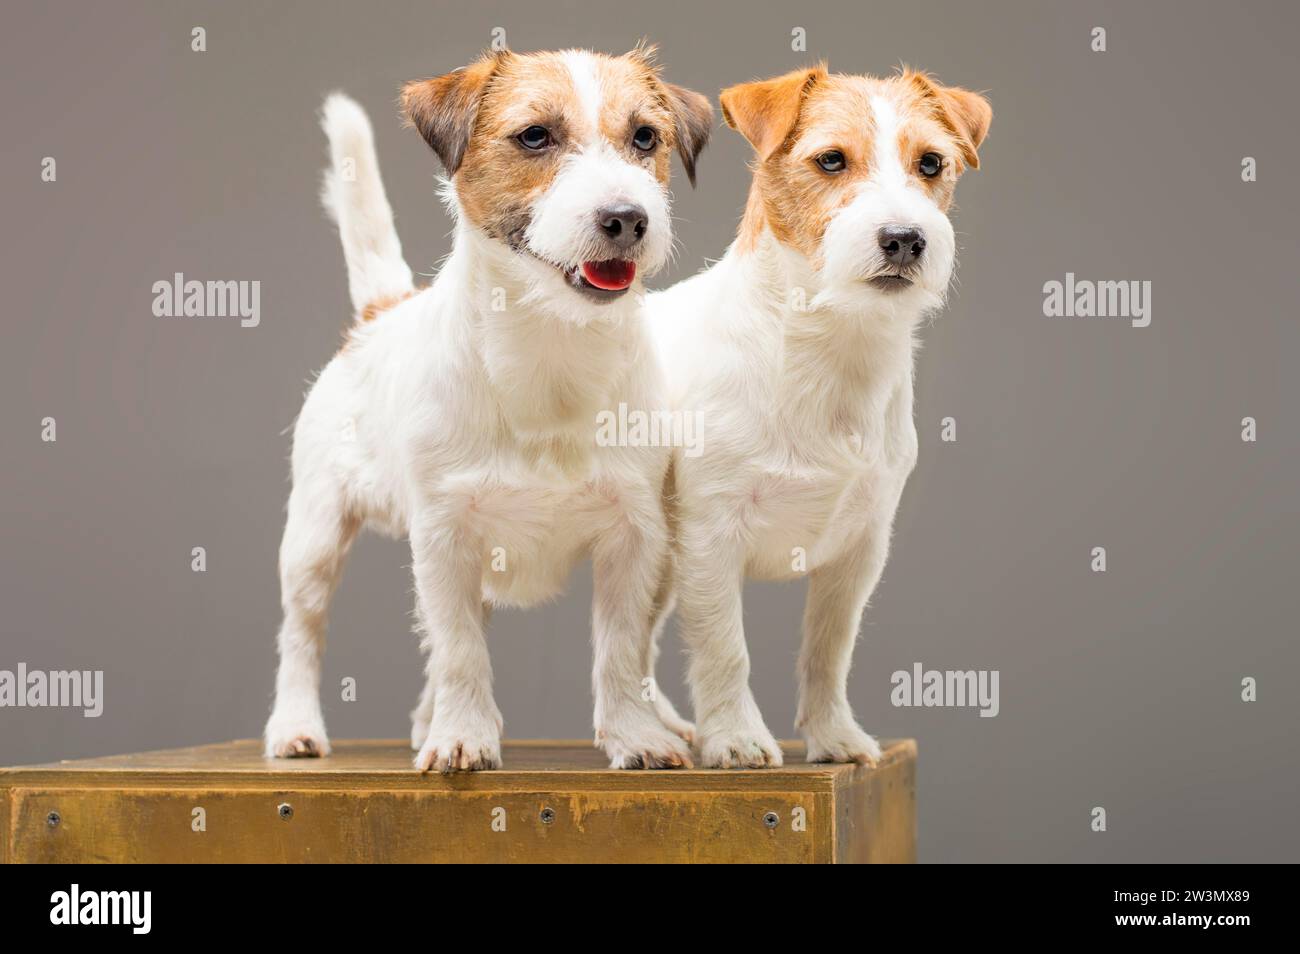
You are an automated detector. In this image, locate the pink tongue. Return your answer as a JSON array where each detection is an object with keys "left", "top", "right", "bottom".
[{"left": 581, "top": 259, "right": 636, "bottom": 290}]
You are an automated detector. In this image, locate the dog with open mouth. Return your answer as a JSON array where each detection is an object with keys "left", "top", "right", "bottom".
[
  {"left": 263, "top": 47, "right": 711, "bottom": 772},
  {"left": 648, "top": 65, "right": 991, "bottom": 767}
]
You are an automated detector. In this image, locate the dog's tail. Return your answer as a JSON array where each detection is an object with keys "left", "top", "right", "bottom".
[{"left": 320, "top": 92, "right": 415, "bottom": 316}]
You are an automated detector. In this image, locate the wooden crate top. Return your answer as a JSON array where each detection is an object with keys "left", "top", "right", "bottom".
[{"left": 0, "top": 738, "right": 916, "bottom": 794}]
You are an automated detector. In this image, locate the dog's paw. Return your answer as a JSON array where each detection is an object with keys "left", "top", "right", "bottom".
[
  {"left": 264, "top": 715, "right": 331, "bottom": 759},
  {"left": 600, "top": 717, "right": 694, "bottom": 770},
  {"left": 802, "top": 720, "right": 881, "bottom": 767},
  {"left": 698, "top": 722, "right": 784, "bottom": 769},
  {"left": 414, "top": 723, "right": 501, "bottom": 774}
]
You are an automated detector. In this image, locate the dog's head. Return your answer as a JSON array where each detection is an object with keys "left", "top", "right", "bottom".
[
  {"left": 403, "top": 47, "right": 711, "bottom": 310},
  {"left": 721, "top": 66, "right": 990, "bottom": 312}
]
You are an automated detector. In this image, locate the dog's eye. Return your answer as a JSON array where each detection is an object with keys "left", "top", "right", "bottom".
[
  {"left": 632, "top": 126, "right": 658, "bottom": 152},
  {"left": 517, "top": 126, "right": 552, "bottom": 150},
  {"left": 918, "top": 152, "right": 943, "bottom": 178},
  {"left": 816, "top": 151, "right": 846, "bottom": 173}
]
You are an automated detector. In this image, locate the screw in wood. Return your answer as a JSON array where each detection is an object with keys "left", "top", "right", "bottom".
[
  {"left": 539, "top": 807, "right": 556, "bottom": 825},
  {"left": 46, "top": 810, "right": 61, "bottom": 828},
  {"left": 763, "top": 811, "right": 780, "bottom": 829},
  {"left": 278, "top": 802, "right": 294, "bottom": 820}
]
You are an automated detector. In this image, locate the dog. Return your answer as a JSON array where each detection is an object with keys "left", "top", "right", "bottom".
[
  {"left": 263, "top": 47, "right": 712, "bottom": 772},
  {"left": 648, "top": 66, "right": 991, "bottom": 767}
]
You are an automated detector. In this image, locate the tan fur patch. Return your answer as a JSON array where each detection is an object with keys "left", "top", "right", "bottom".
[
  {"left": 402, "top": 54, "right": 505, "bottom": 175},
  {"left": 360, "top": 290, "right": 417, "bottom": 323},
  {"left": 338, "top": 289, "right": 420, "bottom": 354},
  {"left": 903, "top": 69, "right": 992, "bottom": 170},
  {"left": 720, "top": 65, "right": 826, "bottom": 162}
]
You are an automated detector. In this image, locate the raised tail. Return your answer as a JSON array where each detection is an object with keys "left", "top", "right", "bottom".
[{"left": 320, "top": 93, "right": 415, "bottom": 315}]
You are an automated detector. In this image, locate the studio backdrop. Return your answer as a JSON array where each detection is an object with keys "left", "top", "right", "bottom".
[{"left": 1, "top": 0, "right": 1296, "bottom": 862}]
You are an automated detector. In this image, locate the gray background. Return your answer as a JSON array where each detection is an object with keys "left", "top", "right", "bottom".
[{"left": 2, "top": 0, "right": 1296, "bottom": 862}]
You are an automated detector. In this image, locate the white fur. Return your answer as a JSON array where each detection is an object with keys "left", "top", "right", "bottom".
[
  {"left": 526, "top": 145, "right": 672, "bottom": 283},
  {"left": 265, "top": 92, "right": 692, "bottom": 771},
  {"left": 320, "top": 93, "right": 415, "bottom": 312},
  {"left": 648, "top": 92, "right": 954, "bottom": 768},
  {"left": 562, "top": 50, "right": 604, "bottom": 128}
]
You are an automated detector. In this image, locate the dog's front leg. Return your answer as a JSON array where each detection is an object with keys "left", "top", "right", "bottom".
[
  {"left": 590, "top": 491, "right": 692, "bottom": 769},
  {"left": 676, "top": 521, "right": 783, "bottom": 768},
  {"left": 409, "top": 601, "right": 492, "bottom": 750},
  {"left": 410, "top": 517, "right": 502, "bottom": 773},
  {"left": 795, "top": 488, "right": 905, "bottom": 766}
]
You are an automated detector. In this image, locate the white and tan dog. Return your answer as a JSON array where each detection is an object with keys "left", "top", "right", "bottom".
[
  {"left": 264, "top": 48, "right": 711, "bottom": 772},
  {"left": 649, "top": 66, "right": 990, "bottom": 767}
]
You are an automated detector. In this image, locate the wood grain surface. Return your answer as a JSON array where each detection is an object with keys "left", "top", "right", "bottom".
[{"left": 1, "top": 739, "right": 917, "bottom": 863}]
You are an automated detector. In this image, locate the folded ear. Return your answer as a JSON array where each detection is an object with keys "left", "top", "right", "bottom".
[
  {"left": 935, "top": 85, "right": 992, "bottom": 169},
  {"left": 401, "top": 52, "right": 507, "bottom": 175},
  {"left": 720, "top": 65, "right": 827, "bottom": 161},
  {"left": 908, "top": 71, "right": 992, "bottom": 170},
  {"left": 663, "top": 83, "right": 713, "bottom": 186}
]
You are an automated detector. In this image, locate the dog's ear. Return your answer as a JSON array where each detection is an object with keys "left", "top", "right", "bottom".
[
  {"left": 628, "top": 43, "right": 713, "bottom": 187},
  {"left": 907, "top": 70, "right": 992, "bottom": 170},
  {"left": 402, "top": 52, "right": 508, "bottom": 175},
  {"left": 938, "top": 85, "right": 992, "bottom": 169},
  {"left": 720, "top": 65, "right": 827, "bottom": 162},
  {"left": 663, "top": 83, "right": 713, "bottom": 187}
]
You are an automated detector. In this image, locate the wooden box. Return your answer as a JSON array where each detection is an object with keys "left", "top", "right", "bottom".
[{"left": 0, "top": 738, "right": 916, "bottom": 864}]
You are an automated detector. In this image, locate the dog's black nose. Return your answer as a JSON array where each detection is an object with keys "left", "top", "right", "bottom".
[
  {"left": 597, "top": 203, "right": 648, "bottom": 250},
  {"left": 878, "top": 226, "right": 926, "bottom": 266}
]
